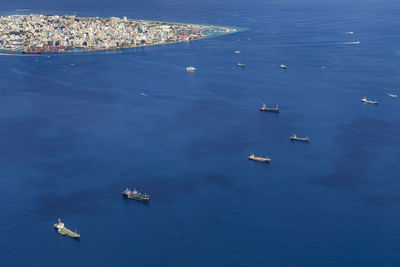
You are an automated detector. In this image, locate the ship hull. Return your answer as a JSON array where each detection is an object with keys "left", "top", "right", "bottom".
[{"left": 260, "top": 108, "right": 279, "bottom": 113}]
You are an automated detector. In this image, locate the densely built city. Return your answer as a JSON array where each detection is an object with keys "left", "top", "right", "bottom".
[{"left": 0, "top": 14, "right": 235, "bottom": 53}]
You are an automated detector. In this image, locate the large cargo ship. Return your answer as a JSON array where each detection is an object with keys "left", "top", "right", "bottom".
[
  {"left": 123, "top": 188, "right": 150, "bottom": 202},
  {"left": 54, "top": 219, "right": 80, "bottom": 239},
  {"left": 290, "top": 134, "right": 310, "bottom": 142},
  {"left": 260, "top": 103, "right": 279, "bottom": 113},
  {"left": 248, "top": 153, "right": 271, "bottom": 163}
]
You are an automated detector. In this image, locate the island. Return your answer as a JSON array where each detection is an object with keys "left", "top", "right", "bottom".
[{"left": 0, "top": 14, "right": 236, "bottom": 53}]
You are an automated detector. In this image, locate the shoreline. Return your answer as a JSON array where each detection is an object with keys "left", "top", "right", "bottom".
[{"left": 0, "top": 14, "right": 242, "bottom": 54}]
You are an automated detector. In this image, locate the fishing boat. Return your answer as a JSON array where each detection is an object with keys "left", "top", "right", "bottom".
[
  {"left": 260, "top": 103, "right": 279, "bottom": 113},
  {"left": 248, "top": 153, "right": 271, "bottom": 163},
  {"left": 361, "top": 97, "right": 378, "bottom": 104},
  {"left": 290, "top": 134, "right": 310, "bottom": 142}
]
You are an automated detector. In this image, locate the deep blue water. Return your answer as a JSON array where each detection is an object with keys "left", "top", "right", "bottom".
[{"left": 1, "top": 0, "right": 400, "bottom": 266}]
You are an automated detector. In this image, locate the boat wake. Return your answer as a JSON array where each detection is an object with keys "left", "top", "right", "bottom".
[{"left": 340, "top": 41, "right": 360, "bottom": 45}]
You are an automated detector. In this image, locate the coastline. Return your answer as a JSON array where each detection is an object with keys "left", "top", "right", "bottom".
[{"left": 0, "top": 14, "right": 241, "bottom": 54}]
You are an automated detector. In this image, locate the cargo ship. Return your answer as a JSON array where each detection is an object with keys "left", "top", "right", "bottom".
[
  {"left": 123, "top": 188, "right": 150, "bottom": 202},
  {"left": 361, "top": 97, "right": 378, "bottom": 104},
  {"left": 248, "top": 153, "right": 271, "bottom": 163},
  {"left": 290, "top": 133, "right": 310, "bottom": 142},
  {"left": 54, "top": 219, "right": 80, "bottom": 239},
  {"left": 260, "top": 103, "right": 279, "bottom": 112},
  {"left": 22, "top": 46, "right": 72, "bottom": 54}
]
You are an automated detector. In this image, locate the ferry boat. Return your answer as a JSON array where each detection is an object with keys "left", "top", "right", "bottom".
[
  {"left": 290, "top": 134, "right": 310, "bottom": 142},
  {"left": 386, "top": 93, "right": 398, "bottom": 98},
  {"left": 361, "top": 97, "right": 378, "bottom": 104},
  {"left": 260, "top": 103, "right": 279, "bottom": 113},
  {"left": 186, "top": 66, "right": 196, "bottom": 72},
  {"left": 248, "top": 153, "right": 271, "bottom": 163},
  {"left": 54, "top": 219, "right": 80, "bottom": 239},
  {"left": 237, "top": 63, "right": 246, "bottom": 67},
  {"left": 122, "top": 188, "right": 150, "bottom": 202},
  {"left": 280, "top": 64, "right": 287, "bottom": 69}
]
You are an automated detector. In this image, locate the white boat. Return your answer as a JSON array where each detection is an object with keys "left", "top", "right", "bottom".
[
  {"left": 345, "top": 31, "right": 354, "bottom": 34},
  {"left": 234, "top": 50, "right": 241, "bottom": 54},
  {"left": 361, "top": 97, "right": 378, "bottom": 104},
  {"left": 186, "top": 66, "right": 196, "bottom": 72},
  {"left": 290, "top": 133, "right": 310, "bottom": 142},
  {"left": 140, "top": 92, "right": 147, "bottom": 97},
  {"left": 386, "top": 93, "right": 398, "bottom": 98},
  {"left": 237, "top": 63, "right": 246, "bottom": 67},
  {"left": 280, "top": 64, "right": 287, "bottom": 69},
  {"left": 248, "top": 153, "right": 271, "bottom": 163}
]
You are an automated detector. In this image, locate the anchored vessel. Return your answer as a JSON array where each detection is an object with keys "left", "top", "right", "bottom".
[
  {"left": 280, "top": 64, "right": 287, "bottom": 69},
  {"left": 186, "top": 66, "right": 197, "bottom": 72},
  {"left": 123, "top": 188, "right": 150, "bottom": 202},
  {"left": 260, "top": 103, "right": 279, "bottom": 113},
  {"left": 361, "top": 97, "right": 378, "bottom": 104},
  {"left": 54, "top": 219, "right": 80, "bottom": 239},
  {"left": 248, "top": 153, "right": 271, "bottom": 163},
  {"left": 237, "top": 63, "right": 246, "bottom": 67},
  {"left": 290, "top": 134, "right": 310, "bottom": 142}
]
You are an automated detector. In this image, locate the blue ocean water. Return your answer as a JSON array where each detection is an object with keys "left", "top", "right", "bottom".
[{"left": 1, "top": 0, "right": 400, "bottom": 266}]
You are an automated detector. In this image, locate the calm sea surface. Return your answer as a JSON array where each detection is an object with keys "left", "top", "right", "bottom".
[{"left": 1, "top": 0, "right": 400, "bottom": 266}]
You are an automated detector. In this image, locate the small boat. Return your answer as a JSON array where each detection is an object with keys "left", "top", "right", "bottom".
[
  {"left": 237, "top": 63, "right": 246, "bottom": 67},
  {"left": 290, "top": 134, "right": 310, "bottom": 142},
  {"left": 361, "top": 97, "right": 378, "bottom": 104},
  {"left": 186, "top": 66, "right": 196, "bottom": 72},
  {"left": 140, "top": 92, "right": 147, "bottom": 97},
  {"left": 280, "top": 64, "right": 287, "bottom": 69},
  {"left": 248, "top": 153, "right": 271, "bottom": 163},
  {"left": 260, "top": 103, "right": 279, "bottom": 113},
  {"left": 234, "top": 50, "right": 241, "bottom": 54},
  {"left": 321, "top": 66, "right": 327, "bottom": 69},
  {"left": 386, "top": 93, "right": 398, "bottom": 98},
  {"left": 345, "top": 31, "right": 354, "bottom": 34},
  {"left": 70, "top": 63, "right": 74, "bottom": 67}
]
